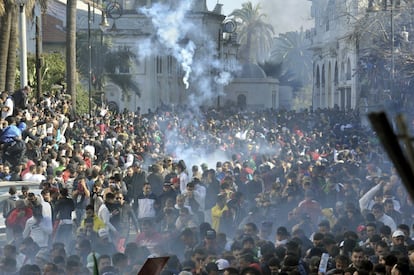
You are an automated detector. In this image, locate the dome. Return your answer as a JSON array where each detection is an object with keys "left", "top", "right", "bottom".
[{"left": 237, "top": 63, "right": 267, "bottom": 79}]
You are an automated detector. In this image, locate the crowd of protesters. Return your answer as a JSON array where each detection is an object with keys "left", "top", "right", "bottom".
[{"left": 0, "top": 86, "right": 413, "bottom": 275}]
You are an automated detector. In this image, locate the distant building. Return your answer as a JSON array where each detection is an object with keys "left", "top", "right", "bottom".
[
  {"left": 308, "top": 0, "right": 411, "bottom": 114},
  {"left": 307, "top": 0, "right": 360, "bottom": 111}
]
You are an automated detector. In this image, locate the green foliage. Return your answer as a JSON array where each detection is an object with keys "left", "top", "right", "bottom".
[
  {"left": 75, "top": 83, "right": 91, "bottom": 115},
  {"left": 26, "top": 52, "right": 66, "bottom": 94}
]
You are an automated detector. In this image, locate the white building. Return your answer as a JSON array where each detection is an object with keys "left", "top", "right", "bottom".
[
  {"left": 308, "top": 0, "right": 364, "bottom": 111},
  {"left": 308, "top": 0, "right": 411, "bottom": 113}
]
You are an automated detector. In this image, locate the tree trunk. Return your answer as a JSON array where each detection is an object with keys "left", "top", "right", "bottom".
[
  {"left": 5, "top": 4, "right": 18, "bottom": 93},
  {"left": 0, "top": 1, "right": 12, "bottom": 92},
  {"left": 66, "top": 0, "right": 77, "bottom": 113}
]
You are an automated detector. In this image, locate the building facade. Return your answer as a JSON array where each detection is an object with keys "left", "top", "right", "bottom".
[{"left": 308, "top": 0, "right": 365, "bottom": 111}]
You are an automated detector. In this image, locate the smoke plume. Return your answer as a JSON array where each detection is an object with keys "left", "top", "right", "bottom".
[{"left": 138, "top": 0, "right": 240, "bottom": 108}]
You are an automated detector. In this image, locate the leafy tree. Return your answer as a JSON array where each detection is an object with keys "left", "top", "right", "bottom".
[
  {"left": 229, "top": 2, "right": 274, "bottom": 63},
  {"left": 352, "top": 2, "right": 414, "bottom": 110},
  {"left": 0, "top": 0, "right": 47, "bottom": 93},
  {"left": 26, "top": 52, "right": 66, "bottom": 94}
]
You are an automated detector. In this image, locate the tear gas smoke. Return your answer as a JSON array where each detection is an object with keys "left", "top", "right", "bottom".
[
  {"left": 139, "top": 1, "right": 194, "bottom": 89},
  {"left": 138, "top": 0, "right": 240, "bottom": 106}
]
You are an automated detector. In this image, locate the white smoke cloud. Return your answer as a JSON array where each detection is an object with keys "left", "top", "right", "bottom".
[
  {"left": 138, "top": 0, "right": 240, "bottom": 107},
  {"left": 139, "top": 1, "right": 195, "bottom": 88}
]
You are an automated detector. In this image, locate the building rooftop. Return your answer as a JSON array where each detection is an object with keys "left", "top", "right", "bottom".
[{"left": 237, "top": 63, "right": 267, "bottom": 79}]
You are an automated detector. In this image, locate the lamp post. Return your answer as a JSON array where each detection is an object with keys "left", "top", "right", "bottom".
[
  {"left": 216, "top": 18, "right": 236, "bottom": 108},
  {"left": 17, "top": 0, "right": 28, "bottom": 89}
]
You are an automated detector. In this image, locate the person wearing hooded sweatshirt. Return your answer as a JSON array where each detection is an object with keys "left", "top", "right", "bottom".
[{"left": 0, "top": 116, "right": 25, "bottom": 166}]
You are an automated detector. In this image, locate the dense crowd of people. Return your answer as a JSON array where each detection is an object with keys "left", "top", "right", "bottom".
[{"left": 0, "top": 87, "right": 413, "bottom": 275}]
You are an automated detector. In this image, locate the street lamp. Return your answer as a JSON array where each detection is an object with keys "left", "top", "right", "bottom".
[{"left": 17, "top": 0, "right": 28, "bottom": 89}]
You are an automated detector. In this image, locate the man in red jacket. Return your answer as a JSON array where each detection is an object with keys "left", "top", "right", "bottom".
[{"left": 5, "top": 200, "right": 33, "bottom": 244}]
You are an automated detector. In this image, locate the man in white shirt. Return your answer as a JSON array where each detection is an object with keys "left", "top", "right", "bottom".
[
  {"left": 23, "top": 205, "right": 53, "bottom": 248},
  {"left": 371, "top": 203, "right": 397, "bottom": 232},
  {"left": 97, "top": 192, "right": 119, "bottom": 237}
]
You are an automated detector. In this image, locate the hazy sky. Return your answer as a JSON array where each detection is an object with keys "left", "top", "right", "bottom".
[{"left": 206, "top": 0, "right": 314, "bottom": 35}]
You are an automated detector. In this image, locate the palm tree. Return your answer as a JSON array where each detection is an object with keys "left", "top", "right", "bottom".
[
  {"left": 0, "top": 2, "right": 5, "bottom": 16},
  {"left": 0, "top": 0, "right": 46, "bottom": 93},
  {"left": 229, "top": 2, "right": 274, "bottom": 64},
  {"left": 0, "top": 0, "right": 13, "bottom": 92},
  {"left": 270, "top": 30, "right": 312, "bottom": 86},
  {"left": 77, "top": 36, "right": 140, "bottom": 101},
  {"left": 5, "top": 4, "right": 18, "bottom": 93},
  {"left": 67, "top": 0, "right": 77, "bottom": 113}
]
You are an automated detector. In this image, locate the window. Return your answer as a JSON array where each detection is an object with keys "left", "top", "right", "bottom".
[
  {"left": 156, "top": 56, "right": 163, "bottom": 74},
  {"left": 167, "top": 55, "right": 173, "bottom": 75}
]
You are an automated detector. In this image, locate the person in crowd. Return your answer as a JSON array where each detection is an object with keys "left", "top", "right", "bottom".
[
  {"left": 372, "top": 203, "right": 397, "bottom": 232},
  {"left": 136, "top": 182, "right": 158, "bottom": 222},
  {"left": 3, "top": 186, "right": 18, "bottom": 219},
  {"left": 2, "top": 89, "right": 414, "bottom": 275},
  {"left": 5, "top": 200, "right": 33, "bottom": 246},
  {"left": 97, "top": 192, "right": 119, "bottom": 239},
  {"left": 0, "top": 116, "right": 26, "bottom": 166},
  {"left": 147, "top": 164, "right": 165, "bottom": 196},
  {"left": 53, "top": 187, "right": 75, "bottom": 245},
  {"left": 124, "top": 162, "right": 147, "bottom": 210},
  {"left": 22, "top": 205, "right": 53, "bottom": 249},
  {"left": 114, "top": 191, "right": 139, "bottom": 243}
]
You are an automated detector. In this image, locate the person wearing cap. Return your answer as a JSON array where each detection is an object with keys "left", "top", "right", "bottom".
[
  {"left": 94, "top": 228, "right": 117, "bottom": 255},
  {"left": 196, "top": 229, "right": 220, "bottom": 255},
  {"left": 391, "top": 230, "right": 407, "bottom": 254}
]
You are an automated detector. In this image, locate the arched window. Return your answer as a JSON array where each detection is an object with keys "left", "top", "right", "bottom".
[
  {"left": 322, "top": 64, "right": 325, "bottom": 87},
  {"left": 334, "top": 61, "right": 339, "bottom": 85},
  {"left": 346, "top": 58, "right": 351, "bottom": 80},
  {"left": 316, "top": 66, "right": 320, "bottom": 88},
  {"left": 237, "top": 94, "right": 247, "bottom": 109}
]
